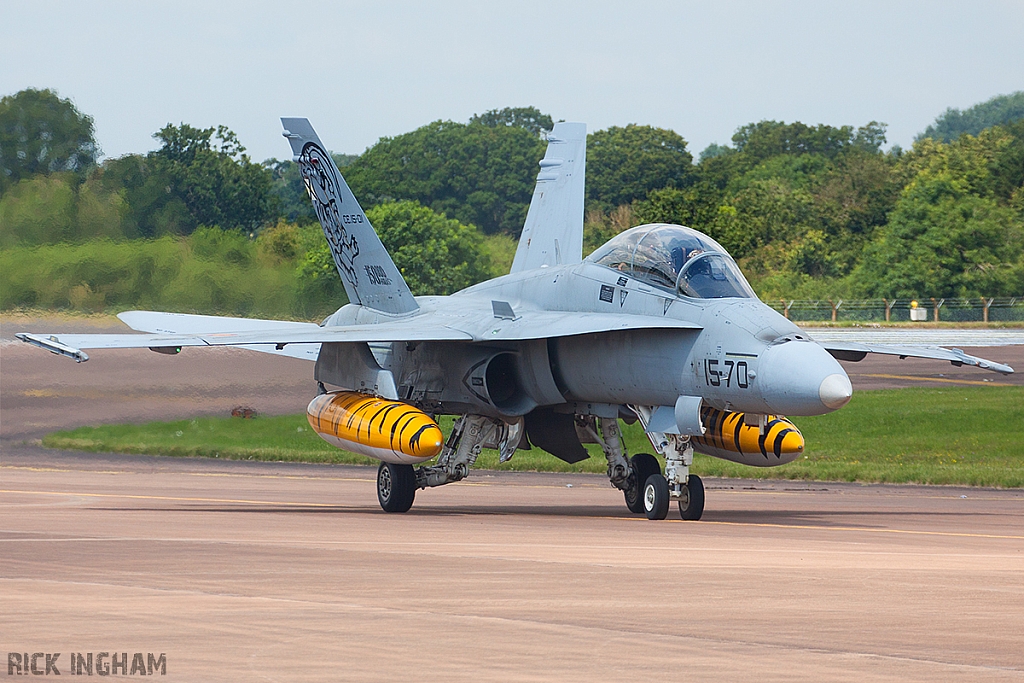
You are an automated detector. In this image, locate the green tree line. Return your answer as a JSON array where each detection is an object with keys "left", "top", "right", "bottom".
[{"left": 2, "top": 90, "right": 1023, "bottom": 317}]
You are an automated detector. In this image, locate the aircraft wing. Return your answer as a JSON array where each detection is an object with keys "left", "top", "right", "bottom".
[
  {"left": 117, "top": 310, "right": 324, "bottom": 361},
  {"left": 805, "top": 328, "right": 1021, "bottom": 375},
  {"left": 15, "top": 323, "right": 474, "bottom": 363},
  {"left": 17, "top": 309, "right": 699, "bottom": 362}
]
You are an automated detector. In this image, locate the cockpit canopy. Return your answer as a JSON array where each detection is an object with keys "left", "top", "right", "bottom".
[{"left": 586, "top": 224, "right": 757, "bottom": 299}]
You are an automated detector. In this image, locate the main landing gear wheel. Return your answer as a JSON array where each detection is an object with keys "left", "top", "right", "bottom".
[
  {"left": 377, "top": 462, "right": 416, "bottom": 513},
  {"left": 624, "top": 453, "right": 661, "bottom": 514},
  {"left": 678, "top": 474, "right": 705, "bottom": 521},
  {"left": 643, "top": 473, "right": 670, "bottom": 520}
]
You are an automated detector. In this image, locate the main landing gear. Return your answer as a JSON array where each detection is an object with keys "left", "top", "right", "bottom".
[
  {"left": 375, "top": 414, "right": 522, "bottom": 513},
  {"left": 377, "top": 462, "right": 416, "bottom": 513}
]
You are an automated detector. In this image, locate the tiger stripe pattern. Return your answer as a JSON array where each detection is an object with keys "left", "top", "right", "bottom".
[
  {"left": 306, "top": 391, "right": 444, "bottom": 464},
  {"left": 692, "top": 406, "right": 804, "bottom": 460}
]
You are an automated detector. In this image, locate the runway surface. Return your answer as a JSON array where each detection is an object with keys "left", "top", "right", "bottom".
[
  {"left": 2, "top": 317, "right": 1023, "bottom": 680},
  {"left": 2, "top": 449, "right": 1023, "bottom": 682}
]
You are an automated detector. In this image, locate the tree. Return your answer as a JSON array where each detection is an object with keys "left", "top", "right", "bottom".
[
  {"left": 266, "top": 159, "right": 316, "bottom": 224},
  {"left": 369, "top": 201, "right": 493, "bottom": 294},
  {"left": 470, "top": 107, "right": 554, "bottom": 136},
  {"left": 298, "top": 201, "right": 493, "bottom": 298},
  {"left": 698, "top": 143, "right": 731, "bottom": 163},
  {"left": 715, "top": 179, "right": 815, "bottom": 259},
  {"left": 150, "top": 123, "right": 277, "bottom": 232},
  {"left": 731, "top": 120, "right": 885, "bottom": 164},
  {"left": 987, "top": 119, "right": 1024, "bottom": 202},
  {"left": 343, "top": 120, "right": 546, "bottom": 234},
  {"left": 92, "top": 153, "right": 192, "bottom": 238},
  {"left": 586, "top": 125, "right": 694, "bottom": 210},
  {"left": 853, "top": 131, "right": 1024, "bottom": 298},
  {"left": 918, "top": 91, "right": 1024, "bottom": 143},
  {"left": 0, "top": 88, "right": 98, "bottom": 191},
  {"left": 632, "top": 187, "right": 700, "bottom": 227}
]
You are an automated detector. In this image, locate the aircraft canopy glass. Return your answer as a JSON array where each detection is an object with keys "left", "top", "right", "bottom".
[{"left": 587, "top": 224, "right": 757, "bottom": 299}]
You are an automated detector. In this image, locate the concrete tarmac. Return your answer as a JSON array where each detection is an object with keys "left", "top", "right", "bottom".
[
  {"left": 2, "top": 449, "right": 1023, "bottom": 682},
  {"left": 2, "top": 318, "right": 1023, "bottom": 680}
]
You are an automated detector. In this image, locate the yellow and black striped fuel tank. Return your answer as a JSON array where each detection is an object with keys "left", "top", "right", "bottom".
[
  {"left": 691, "top": 407, "right": 804, "bottom": 467},
  {"left": 306, "top": 391, "right": 444, "bottom": 464}
]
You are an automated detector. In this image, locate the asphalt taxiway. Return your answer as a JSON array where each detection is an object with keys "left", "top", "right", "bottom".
[{"left": 2, "top": 319, "right": 1023, "bottom": 680}]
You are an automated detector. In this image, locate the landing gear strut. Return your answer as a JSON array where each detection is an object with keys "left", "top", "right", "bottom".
[
  {"left": 373, "top": 415, "right": 522, "bottom": 512},
  {"left": 583, "top": 416, "right": 656, "bottom": 514},
  {"left": 413, "top": 414, "right": 520, "bottom": 490}
]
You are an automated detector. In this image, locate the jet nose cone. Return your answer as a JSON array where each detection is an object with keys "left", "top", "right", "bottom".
[
  {"left": 759, "top": 340, "right": 852, "bottom": 416},
  {"left": 819, "top": 373, "right": 853, "bottom": 410}
]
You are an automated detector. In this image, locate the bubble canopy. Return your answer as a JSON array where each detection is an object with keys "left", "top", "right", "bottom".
[{"left": 586, "top": 224, "right": 757, "bottom": 299}]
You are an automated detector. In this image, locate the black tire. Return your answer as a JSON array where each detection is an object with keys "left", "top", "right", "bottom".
[
  {"left": 678, "top": 474, "right": 705, "bottom": 521},
  {"left": 643, "top": 473, "right": 670, "bottom": 520},
  {"left": 624, "top": 453, "right": 661, "bottom": 514},
  {"left": 377, "top": 462, "right": 416, "bottom": 513}
]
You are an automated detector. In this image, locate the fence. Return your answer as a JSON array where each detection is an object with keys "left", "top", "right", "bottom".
[{"left": 765, "top": 298, "right": 1024, "bottom": 323}]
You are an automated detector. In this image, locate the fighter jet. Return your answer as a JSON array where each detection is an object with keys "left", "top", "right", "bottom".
[{"left": 18, "top": 119, "right": 1016, "bottom": 521}]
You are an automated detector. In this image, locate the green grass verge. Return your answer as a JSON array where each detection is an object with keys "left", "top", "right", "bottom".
[{"left": 42, "top": 386, "right": 1024, "bottom": 487}]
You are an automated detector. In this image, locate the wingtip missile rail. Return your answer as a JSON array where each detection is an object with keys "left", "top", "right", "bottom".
[{"left": 15, "top": 333, "right": 89, "bottom": 363}]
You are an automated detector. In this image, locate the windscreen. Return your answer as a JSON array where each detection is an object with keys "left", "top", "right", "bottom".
[
  {"left": 677, "top": 252, "right": 757, "bottom": 299},
  {"left": 588, "top": 224, "right": 756, "bottom": 299}
]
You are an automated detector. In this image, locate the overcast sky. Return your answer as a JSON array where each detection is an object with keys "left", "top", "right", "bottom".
[{"left": 3, "top": 1, "right": 1023, "bottom": 163}]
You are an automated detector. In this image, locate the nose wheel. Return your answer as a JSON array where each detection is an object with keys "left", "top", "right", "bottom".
[
  {"left": 642, "top": 473, "right": 704, "bottom": 521},
  {"left": 624, "top": 453, "right": 661, "bottom": 514},
  {"left": 678, "top": 474, "right": 704, "bottom": 520},
  {"left": 643, "top": 474, "right": 670, "bottom": 519},
  {"left": 377, "top": 462, "right": 416, "bottom": 513}
]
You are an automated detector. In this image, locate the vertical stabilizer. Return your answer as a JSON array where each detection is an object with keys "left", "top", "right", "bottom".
[
  {"left": 281, "top": 118, "right": 418, "bottom": 315},
  {"left": 510, "top": 122, "right": 587, "bottom": 273}
]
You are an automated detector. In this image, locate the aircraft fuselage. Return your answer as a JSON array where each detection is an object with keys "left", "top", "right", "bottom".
[{"left": 320, "top": 260, "right": 852, "bottom": 423}]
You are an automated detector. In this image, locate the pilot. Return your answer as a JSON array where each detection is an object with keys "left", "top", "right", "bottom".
[{"left": 670, "top": 246, "right": 686, "bottom": 276}]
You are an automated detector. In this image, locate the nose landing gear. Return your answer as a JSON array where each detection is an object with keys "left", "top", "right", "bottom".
[
  {"left": 628, "top": 406, "right": 706, "bottom": 521},
  {"left": 625, "top": 453, "right": 661, "bottom": 514},
  {"left": 677, "top": 473, "right": 705, "bottom": 520},
  {"left": 641, "top": 471, "right": 704, "bottom": 521}
]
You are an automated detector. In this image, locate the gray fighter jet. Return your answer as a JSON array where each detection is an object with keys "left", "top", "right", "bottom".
[{"left": 19, "top": 119, "right": 1016, "bottom": 520}]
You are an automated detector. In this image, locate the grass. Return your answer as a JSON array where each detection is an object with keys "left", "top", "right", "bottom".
[{"left": 42, "top": 386, "right": 1024, "bottom": 487}]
